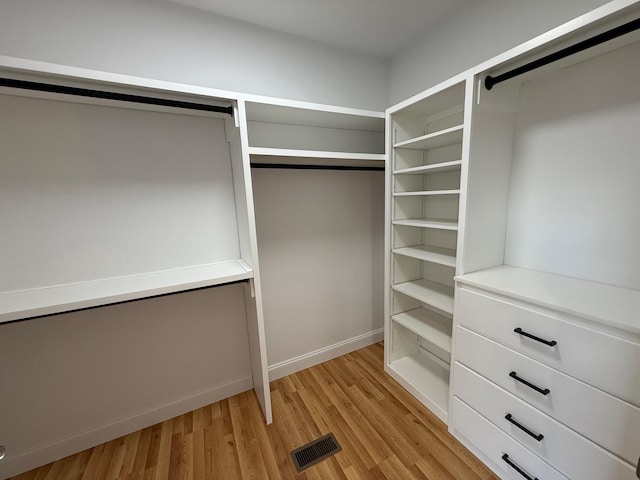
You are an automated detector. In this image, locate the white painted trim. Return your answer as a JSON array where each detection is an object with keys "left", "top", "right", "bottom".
[
  {"left": 0, "top": 376, "right": 253, "bottom": 479},
  {"left": 268, "top": 329, "right": 384, "bottom": 381}
]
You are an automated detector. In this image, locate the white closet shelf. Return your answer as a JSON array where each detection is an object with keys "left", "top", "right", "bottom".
[
  {"left": 455, "top": 265, "right": 640, "bottom": 336},
  {"left": 393, "top": 279, "right": 454, "bottom": 315},
  {"left": 248, "top": 146, "right": 384, "bottom": 163},
  {"left": 392, "top": 308, "right": 452, "bottom": 354},
  {"left": 394, "top": 125, "right": 463, "bottom": 150},
  {"left": 393, "top": 245, "right": 456, "bottom": 267},
  {"left": 387, "top": 352, "right": 450, "bottom": 419},
  {"left": 244, "top": 99, "right": 385, "bottom": 132},
  {"left": 393, "top": 218, "right": 459, "bottom": 230},
  {"left": 393, "top": 190, "right": 460, "bottom": 197},
  {"left": 0, "top": 260, "right": 253, "bottom": 324},
  {"left": 394, "top": 160, "right": 462, "bottom": 175}
]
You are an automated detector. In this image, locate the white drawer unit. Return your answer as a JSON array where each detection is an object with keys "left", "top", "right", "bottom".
[
  {"left": 455, "top": 325, "right": 640, "bottom": 466},
  {"left": 456, "top": 287, "right": 640, "bottom": 407},
  {"left": 451, "top": 397, "right": 569, "bottom": 480},
  {"left": 452, "top": 362, "right": 635, "bottom": 479}
]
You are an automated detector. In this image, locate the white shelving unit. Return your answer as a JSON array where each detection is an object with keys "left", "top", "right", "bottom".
[
  {"left": 0, "top": 57, "right": 273, "bottom": 425},
  {"left": 243, "top": 96, "right": 385, "bottom": 168},
  {"left": 384, "top": 74, "right": 471, "bottom": 423},
  {"left": 445, "top": 3, "right": 640, "bottom": 479}
]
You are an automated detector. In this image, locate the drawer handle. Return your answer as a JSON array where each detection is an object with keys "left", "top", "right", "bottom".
[
  {"left": 514, "top": 328, "right": 557, "bottom": 347},
  {"left": 509, "top": 371, "right": 550, "bottom": 396},
  {"left": 501, "top": 454, "right": 539, "bottom": 480},
  {"left": 505, "top": 413, "right": 544, "bottom": 441}
]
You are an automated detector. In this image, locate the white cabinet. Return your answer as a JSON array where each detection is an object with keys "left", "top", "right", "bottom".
[
  {"left": 453, "top": 274, "right": 640, "bottom": 479},
  {"left": 384, "top": 74, "right": 472, "bottom": 422},
  {"left": 446, "top": 2, "right": 640, "bottom": 478}
]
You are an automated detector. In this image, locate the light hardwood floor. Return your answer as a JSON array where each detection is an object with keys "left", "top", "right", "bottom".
[{"left": 11, "top": 343, "right": 498, "bottom": 480}]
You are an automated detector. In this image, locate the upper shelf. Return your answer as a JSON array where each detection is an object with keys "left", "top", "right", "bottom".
[
  {"left": 248, "top": 147, "right": 384, "bottom": 168},
  {"left": 394, "top": 125, "right": 463, "bottom": 151},
  {"left": 243, "top": 98, "right": 385, "bottom": 165},
  {"left": 0, "top": 260, "right": 253, "bottom": 324},
  {"left": 244, "top": 99, "right": 385, "bottom": 132}
]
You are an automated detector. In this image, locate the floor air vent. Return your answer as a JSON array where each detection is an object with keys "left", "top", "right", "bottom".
[{"left": 291, "top": 432, "right": 342, "bottom": 472}]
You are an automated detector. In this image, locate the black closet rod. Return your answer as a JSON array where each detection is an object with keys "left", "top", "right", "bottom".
[
  {"left": 0, "top": 77, "right": 234, "bottom": 115},
  {"left": 485, "top": 16, "right": 640, "bottom": 90},
  {"left": 251, "top": 163, "right": 385, "bottom": 172}
]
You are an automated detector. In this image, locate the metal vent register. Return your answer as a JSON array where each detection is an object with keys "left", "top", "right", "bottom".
[{"left": 291, "top": 433, "right": 342, "bottom": 472}]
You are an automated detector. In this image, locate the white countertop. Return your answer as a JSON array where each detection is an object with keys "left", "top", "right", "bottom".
[{"left": 455, "top": 265, "right": 640, "bottom": 336}]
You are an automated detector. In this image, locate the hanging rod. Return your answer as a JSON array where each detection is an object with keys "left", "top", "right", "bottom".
[
  {"left": 251, "top": 163, "right": 385, "bottom": 172},
  {"left": 485, "top": 16, "right": 640, "bottom": 90},
  {"left": 0, "top": 77, "right": 234, "bottom": 115}
]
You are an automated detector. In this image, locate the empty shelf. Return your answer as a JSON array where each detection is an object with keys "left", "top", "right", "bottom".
[
  {"left": 0, "top": 260, "right": 253, "bottom": 323},
  {"left": 392, "top": 279, "right": 454, "bottom": 315},
  {"left": 394, "top": 125, "right": 463, "bottom": 150},
  {"left": 394, "top": 160, "right": 462, "bottom": 175},
  {"left": 392, "top": 308, "right": 452, "bottom": 355},
  {"left": 393, "top": 218, "right": 458, "bottom": 230},
  {"left": 393, "top": 245, "right": 456, "bottom": 267},
  {"left": 388, "top": 352, "right": 450, "bottom": 419},
  {"left": 394, "top": 189, "right": 460, "bottom": 197}
]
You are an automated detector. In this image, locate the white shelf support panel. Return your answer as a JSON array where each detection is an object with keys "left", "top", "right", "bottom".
[{"left": 0, "top": 261, "right": 253, "bottom": 324}]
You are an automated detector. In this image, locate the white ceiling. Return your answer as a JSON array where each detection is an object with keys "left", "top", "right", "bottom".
[{"left": 167, "top": 0, "right": 473, "bottom": 58}]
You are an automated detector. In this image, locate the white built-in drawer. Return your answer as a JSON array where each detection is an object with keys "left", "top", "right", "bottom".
[
  {"left": 452, "top": 362, "right": 635, "bottom": 479},
  {"left": 455, "top": 287, "right": 640, "bottom": 407},
  {"left": 455, "top": 326, "right": 640, "bottom": 465},
  {"left": 451, "top": 397, "right": 569, "bottom": 480}
]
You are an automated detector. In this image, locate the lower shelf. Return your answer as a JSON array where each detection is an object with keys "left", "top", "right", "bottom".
[
  {"left": 0, "top": 260, "right": 253, "bottom": 323},
  {"left": 391, "top": 308, "right": 452, "bottom": 356},
  {"left": 387, "top": 351, "right": 450, "bottom": 422}
]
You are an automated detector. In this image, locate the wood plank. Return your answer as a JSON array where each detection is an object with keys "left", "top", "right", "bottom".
[{"left": 10, "top": 343, "right": 497, "bottom": 480}]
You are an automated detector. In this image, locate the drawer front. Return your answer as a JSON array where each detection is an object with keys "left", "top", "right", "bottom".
[
  {"left": 451, "top": 397, "right": 569, "bottom": 480},
  {"left": 452, "top": 362, "right": 635, "bottom": 479},
  {"left": 456, "top": 286, "right": 640, "bottom": 407},
  {"left": 455, "top": 326, "right": 640, "bottom": 465}
]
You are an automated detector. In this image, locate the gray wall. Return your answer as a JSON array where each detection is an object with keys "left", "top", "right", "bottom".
[
  {"left": 0, "top": 0, "right": 388, "bottom": 110},
  {"left": 389, "top": 0, "right": 611, "bottom": 105}
]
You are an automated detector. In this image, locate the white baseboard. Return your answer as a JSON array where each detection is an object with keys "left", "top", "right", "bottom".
[
  {"left": 0, "top": 376, "right": 253, "bottom": 480},
  {"left": 268, "top": 328, "right": 384, "bottom": 381}
]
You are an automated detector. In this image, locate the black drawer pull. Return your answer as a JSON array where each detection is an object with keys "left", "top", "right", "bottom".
[
  {"left": 514, "top": 328, "right": 557, "bottom": 346},
  {"left": 502, "top": 454, "right": 539, "bottom": 480},
  {"left": 505, "top": 413, "right": 544, "bottom": 441},
  {"left": 509, "top": 371, "right": 550, "bottom": 395}
]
